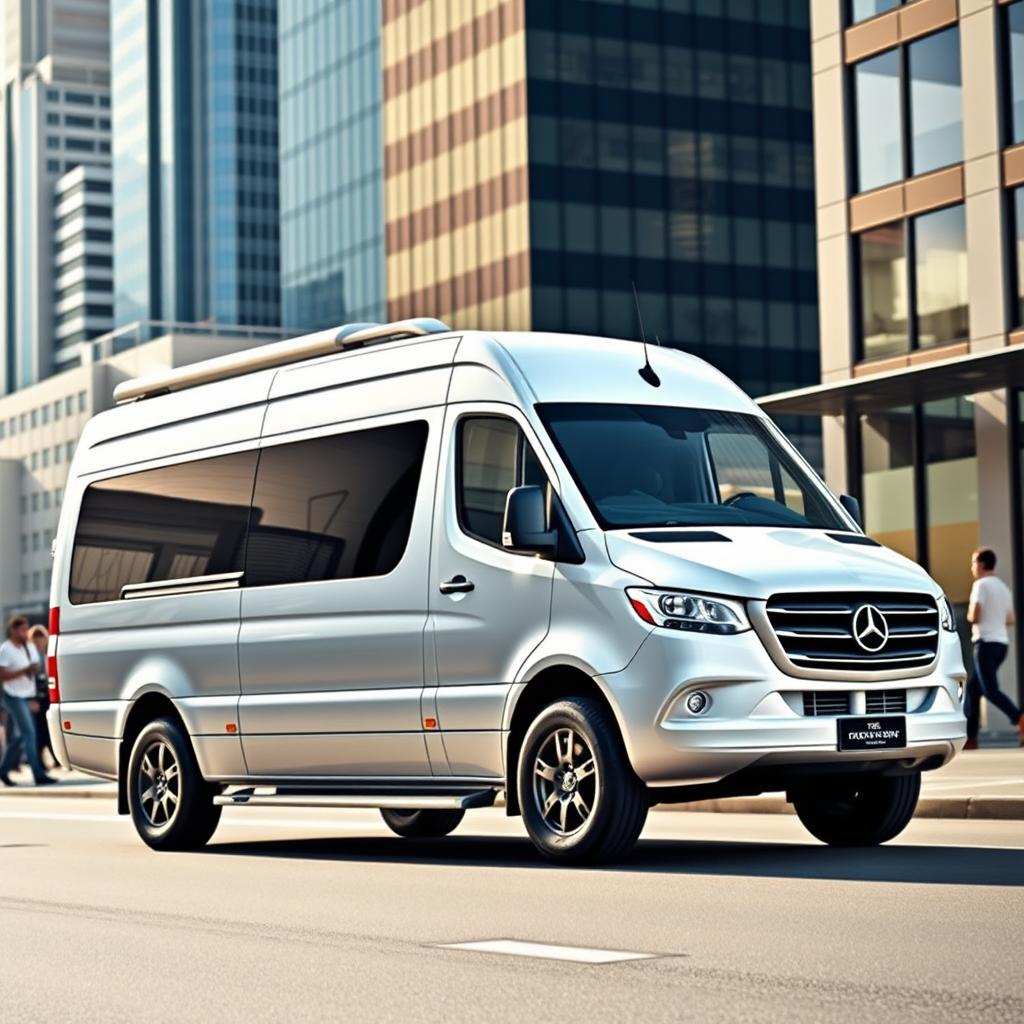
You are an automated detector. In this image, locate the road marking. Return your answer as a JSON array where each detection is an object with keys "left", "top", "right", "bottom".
[{"left": 436, "top": 939, "right": 659, "bottom": 964}]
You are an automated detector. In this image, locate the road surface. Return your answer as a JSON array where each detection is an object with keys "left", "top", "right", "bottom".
[{"left": 0, "top": 796, "right": 1021, "bottom": 1022}]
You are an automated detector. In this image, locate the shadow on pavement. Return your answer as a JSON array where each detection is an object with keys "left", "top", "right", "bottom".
[{"left": 201, "top": 835, "right": 1024, "bottom": 886}]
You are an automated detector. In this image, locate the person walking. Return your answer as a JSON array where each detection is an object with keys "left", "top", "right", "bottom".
[
  {"left": 0, "top": 615, "right": 56, "bottom": 785},
  {"left": 964, "top": 548, "right": 1024, "bottom": 749},
  {"left": 28, "top": 624, "right": 57, "bottom": 768}
]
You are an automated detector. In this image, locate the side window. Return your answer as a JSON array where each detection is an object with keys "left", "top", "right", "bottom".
[
  {"left": 69, "top": 450, "right": 257, "bottom": 604},
  {"left": 245, "top": 420, "right": 428, "bottom": 587},
  {"left": 458, "top": 417, "right": 548, "bottom": 547}
]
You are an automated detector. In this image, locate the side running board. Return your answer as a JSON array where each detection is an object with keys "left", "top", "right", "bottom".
[{"left": 213, "top": 788, "right": 499, "bottom": 811}]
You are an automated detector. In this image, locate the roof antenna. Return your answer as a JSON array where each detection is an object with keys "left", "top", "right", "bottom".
[{"left": 632, "top": 281, "right": 661, "bottom": 387}]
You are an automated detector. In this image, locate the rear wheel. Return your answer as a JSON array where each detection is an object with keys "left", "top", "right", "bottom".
[
  {"left": 518, "top": 697, "right": 647, "bottom": 865},
  {"left": 127, "top": 717, "right": 221, "bottom": 851},
  {"left": 379, "top": 808, "right": 465, "bottom": 838},
  {"left": 793, "top": 772, "right": 921, "bottom": 846}
]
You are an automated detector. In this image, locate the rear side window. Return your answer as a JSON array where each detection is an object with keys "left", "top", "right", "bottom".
[
  {"left": 244, "top": 420, "right": 428, "bottom": 586},
  {"left": 69, "top": 451, "right": 257, "bottom": 604},
  {"left": 458, "top": 417, "right": 548, "bottom": 547}
]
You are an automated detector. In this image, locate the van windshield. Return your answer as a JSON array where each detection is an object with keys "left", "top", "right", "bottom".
[{"left": 537, "top": 403, "right": 847, "bottom": 531}]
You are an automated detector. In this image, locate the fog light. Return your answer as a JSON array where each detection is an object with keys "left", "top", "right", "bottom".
[
  {"left": 685, "top": 690, "right": 710, "bottom": 715},
  {"left": 957, "top": 682, "right": 964, "bottom": 703}
]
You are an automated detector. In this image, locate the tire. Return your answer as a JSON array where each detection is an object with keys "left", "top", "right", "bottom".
[
  {"left": 793, "top": 771, "right": 921, "bottom": 847},
  {"left": 380, "top": 808, "right": 465, "bottom": 838},
  {"left": 517, "top": 697, "right": 648, "bottom": 865},
  {"left": 127, "top": 717, "right": 222, "bottom": 851}
]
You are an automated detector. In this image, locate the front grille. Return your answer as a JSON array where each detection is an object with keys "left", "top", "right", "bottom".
[
  {"left": 865, "top": 689, "right": 908, "bottom": 714},
  {"left": 765, "top": 592, "right": 939, "bottom": 674},
  {"left": 802, "top": 692, "right": 851, "bottom": 716}
]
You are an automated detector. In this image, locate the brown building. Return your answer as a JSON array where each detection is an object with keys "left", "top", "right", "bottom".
[{"left": 761, "top": 0, "right": 1024, "bottom": 732}]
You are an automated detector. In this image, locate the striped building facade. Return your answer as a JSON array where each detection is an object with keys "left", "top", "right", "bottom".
[{"left": 383, "top": 0, "right": 532, "bottom": 329}]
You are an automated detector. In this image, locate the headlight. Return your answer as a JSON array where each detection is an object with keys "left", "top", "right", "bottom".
[
  {"left": 626, "top": 588, "right": 750, "bottom": 634},
  {"left": 938, "top": 595, "right": 957, "bottom": 632}
]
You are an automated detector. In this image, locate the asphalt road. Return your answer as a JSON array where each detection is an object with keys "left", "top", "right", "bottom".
[{"left": 1, "top": 797, "right": 1022, "bottom": 1023}]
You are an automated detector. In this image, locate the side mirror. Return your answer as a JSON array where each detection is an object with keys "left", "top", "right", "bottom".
[
  {"left": 503, "top": 485, "right": 557, "bottom": 556},
  {"left": 839, "top": 494, "right": 862, "bottom": 529}
]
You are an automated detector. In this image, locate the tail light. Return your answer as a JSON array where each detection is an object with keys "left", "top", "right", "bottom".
[{"left": 47, "top": 607, "right": 60, "bottom": 704}]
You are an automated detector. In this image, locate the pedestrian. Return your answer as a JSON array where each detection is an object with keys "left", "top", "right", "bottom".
[
  {"left": 28, "top": 624, "right": 57, "bottom": 768},
  {"left": 0, "top": 614, "right": 56, "bottom": 786},
  {"left": 964, "top": 548, "right": 1024, "bottom": 749}
]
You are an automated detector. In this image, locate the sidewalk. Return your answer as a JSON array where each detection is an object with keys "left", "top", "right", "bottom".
[{"left": 0, "top": 749, "right": 1021, "bottom": 819}]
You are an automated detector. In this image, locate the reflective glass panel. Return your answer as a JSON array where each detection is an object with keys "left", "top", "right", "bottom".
[
  {"left": 851, "top": 0, "right": 901, "bottom": 24},
  {"left": 1014, "top": 187, "right": 1024, "bottom": 325},
  {"left": 859, "top": 222, "right": 908, "bottom": 359},
  {"left": 859, "top": 408, "right": 916, "bottom": 561},
  {"left": 923, "top": 398, "right": 978, "bottom": 605},
  {"left": 854, "top": 50, "right": 903, "bottom": 191},
  {"left": 1008, "top": 1, "right": 1024, "bottom": 144},
  {"left": 914, "top": 204, "right": 968, "bottom": 349},
  {"left": 908, "top": 28, "right": 963, "bottom": 175}
]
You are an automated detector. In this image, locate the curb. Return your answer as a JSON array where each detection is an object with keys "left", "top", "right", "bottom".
[
  {"left": 653, "top": 795, "right": 1024, "bottom": 821},
  {"left": 3, "top": 784, "right": 1022, "bottom": 821}
]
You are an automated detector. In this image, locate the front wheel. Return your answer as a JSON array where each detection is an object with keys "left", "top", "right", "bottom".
[
  {"left": 127, "top": 717, "right": 222, "bottom": 851},
  {"left": 379, "top": 808, "right": 465, "bottom": 838},
  {"left": 792, "top": 772, "right": 921, "bottom": 846},
  {"left": 518, "top": 697, "right": 648, "bottom": 865}
]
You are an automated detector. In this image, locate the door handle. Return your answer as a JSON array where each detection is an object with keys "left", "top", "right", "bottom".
[{"left": 439, "top": 575, "right": 475, "bottom": 594}]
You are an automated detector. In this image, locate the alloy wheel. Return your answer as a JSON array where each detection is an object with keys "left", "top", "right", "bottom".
[
  {"left": 531, "top": 726, "right": 599, "bottom": 837},
  {"left": 137, "top": 740, "right": 180, "bottom": 829}
]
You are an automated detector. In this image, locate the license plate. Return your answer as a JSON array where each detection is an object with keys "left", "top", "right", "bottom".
[{"left": 837, "top": 716, "right": 906, "bottom": 751}]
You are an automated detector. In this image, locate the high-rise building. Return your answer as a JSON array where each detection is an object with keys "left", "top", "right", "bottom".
[
  {"left": 279, "top": 0, "right": 819, "bottom": 425},
  {"left": 0, "top": 0, "right": 112, "bottom": 393},
  {"left": 53, "top": 164, "right": 114, "bottom": 366},
  {"left": 111, "top": 0, "right": 281, "bottom": 330},
  {"left": 279, "top": 0, "right": 385, "bottom": 328},
  {"left": 760, "top": 0, "right": 1024, "bottom": 725}
]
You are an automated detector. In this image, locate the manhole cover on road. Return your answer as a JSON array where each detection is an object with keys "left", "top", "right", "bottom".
[{"left": 435, "top": 939, "right": 662, "bottom": 964}]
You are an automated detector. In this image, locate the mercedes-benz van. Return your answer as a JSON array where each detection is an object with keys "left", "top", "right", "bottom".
[{"left": 46, "top": 318, "right": 967, "bottom": 863}]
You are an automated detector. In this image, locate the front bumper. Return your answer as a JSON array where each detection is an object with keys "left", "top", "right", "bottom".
[{"left": 596, "top": 626, "right": 967, "bottom": 788}]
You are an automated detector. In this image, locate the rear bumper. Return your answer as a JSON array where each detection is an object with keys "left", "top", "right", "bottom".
[
  {"left": 45, "top": 704, "right": 71, "bottom": 770},
  {"left": 597, "top": 627, "right": 967, "bottom": 789}
]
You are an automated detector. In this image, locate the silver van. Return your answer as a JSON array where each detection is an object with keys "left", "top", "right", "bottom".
[{"left": 46, "top": 319, "right": 967, "bottom": 863}]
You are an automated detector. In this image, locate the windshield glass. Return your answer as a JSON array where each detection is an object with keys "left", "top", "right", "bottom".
[{"left": 537, "top": 403, "right": 847, "bottom": 531}]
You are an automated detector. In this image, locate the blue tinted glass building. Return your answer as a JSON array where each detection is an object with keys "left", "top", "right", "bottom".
[
  {"left": 524, "top": 0, "right": 818, "bottom": 402},
  {"left": 278, "top": 0, "right": 385, "bottom": 329},
  {"left": 112, "top": 0, "right": 280, "bottom": 328}
]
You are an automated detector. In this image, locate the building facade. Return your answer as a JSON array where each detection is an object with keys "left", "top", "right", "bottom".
[
  {"left": 279, "top": 0, "right": 386, "bottom": 328},
  {"left": 111, "top": 0, "right": 281, "bottom": 330},
  {"left": 0, "top": 320, "right": 294, "bottom": 622},
  {"left": 280, "top": 0, "right": 819, "bottom": 426},
  {"left": 761, "top": 0, "right": 1024, "bottom": 727},
  {"left": 0, "top": 0, "right": 111, "bottom": 393}
]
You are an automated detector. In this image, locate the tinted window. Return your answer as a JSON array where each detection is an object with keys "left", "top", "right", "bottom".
[
  {"left": 908, "top": 28, "right": 962, "bottom": 176},
  {"left": 245, "top": 422, "right": 427, "bottom": 586},
  {"left": 458, "top": 417, "right": 548, "bottom": 546},
  {"left": 538, "top": 404, "right": 845, "bottom": 530},
  {"left": 854, "top": 50, "right": 902, "bottom": 192},
  {"left": 70, "top": 451, "right": 257, "bottom": 604}
]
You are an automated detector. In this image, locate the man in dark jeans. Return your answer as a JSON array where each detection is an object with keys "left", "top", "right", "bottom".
[
  {"left": 964, "top": 548, "right": 1024, "bottom": 748},
  {"left": 0, "top": 615, "right": 56, "bottom": 786}
]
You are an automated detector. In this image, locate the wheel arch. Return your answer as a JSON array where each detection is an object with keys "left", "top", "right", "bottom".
[
  {"left": 116, "top": 692, "right": 187, "bottom": 815},
  {"left": 502, "top": 664, "right": 626, "bottom": 816}
]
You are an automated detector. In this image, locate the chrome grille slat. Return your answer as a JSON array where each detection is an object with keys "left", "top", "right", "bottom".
[{"left": 766, "top": 592, "right": 939, "bottom": 674}]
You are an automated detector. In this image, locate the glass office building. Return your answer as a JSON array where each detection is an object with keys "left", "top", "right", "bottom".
[
  {"left": 112, "top": 0, "right": 280, "bottom": 328},
  {"left": 278, "top": 0, "right": 386, "bottom": 329},
  {"left": 277, "top": 0, "right": 819, "bottom": 428},
  {"left": 761, "top": 0, "right": 1024, "bottom": 730}
]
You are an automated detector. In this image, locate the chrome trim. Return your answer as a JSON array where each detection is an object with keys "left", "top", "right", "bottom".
[
  {"left": 213, "top": 788, "right": 497, "bottom": 810},
  {"left": 749, "top": 597, "right": 941, "bottom": 683},
  {"left": 120, "top": 571, "right": 244, "bottom": 600}
]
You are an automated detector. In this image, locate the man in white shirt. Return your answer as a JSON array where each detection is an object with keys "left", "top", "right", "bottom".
[
  {"left": 0, "top": 614, "right": 56, "bottom": 785},
  {"left": 965, "top": 549, "right": 1023, "bottom": 748}
]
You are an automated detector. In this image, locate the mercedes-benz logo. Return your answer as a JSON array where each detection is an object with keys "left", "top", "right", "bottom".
[{"left": 852, "top": 604, "right": 889, "bottom": 653}]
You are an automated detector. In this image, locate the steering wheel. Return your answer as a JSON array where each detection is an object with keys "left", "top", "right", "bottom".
[{"left": 723, "top": 491, "right": 758, "bottom": 506}]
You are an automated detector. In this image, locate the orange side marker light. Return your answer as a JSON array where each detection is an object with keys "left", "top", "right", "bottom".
[
  {"left": 63, "top": 721, "right": 72, "bottom": 731},
  {"left": 225, "top": 723, "right": 237, "bottom": 734},
  {"left": 424, "top": 717, "right": 437, "bottom": 730}
]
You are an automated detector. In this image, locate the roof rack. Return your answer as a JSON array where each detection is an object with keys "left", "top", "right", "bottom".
[{"left": 112, "top": 317, "right": 452, "bottom": 403}]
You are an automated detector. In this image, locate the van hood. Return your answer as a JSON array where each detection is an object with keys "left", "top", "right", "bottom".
[{"left": 604, "top": 527, "right": 940, "bottom": 601}]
